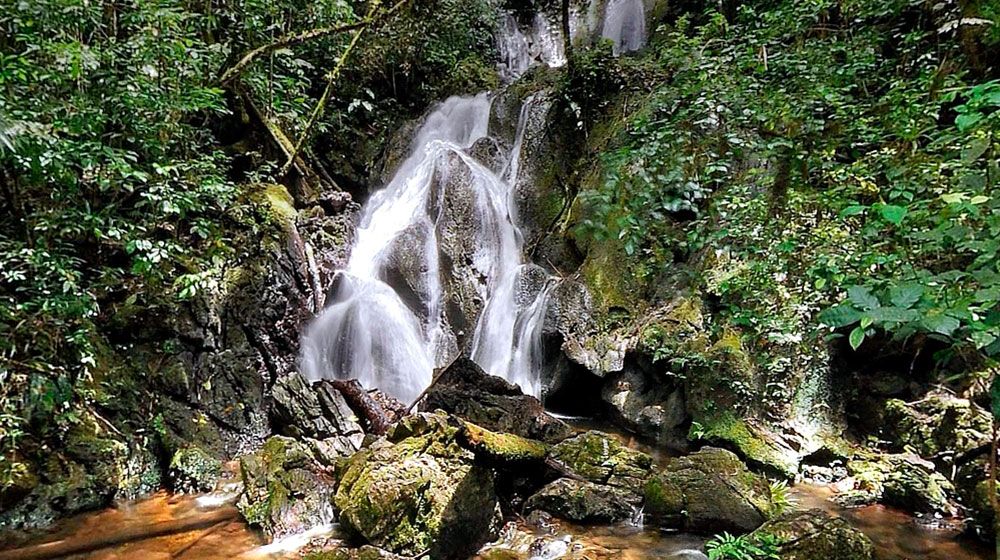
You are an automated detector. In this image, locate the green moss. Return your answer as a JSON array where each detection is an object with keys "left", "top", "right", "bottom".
[
  {"left": 692, "top": 412, "right": 797, "bottom": 478},
  {"left": 460, "top": 421, "right": 549, "bottom": 463}
]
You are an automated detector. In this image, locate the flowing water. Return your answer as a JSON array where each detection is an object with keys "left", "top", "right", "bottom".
[{"left": 601, "top": 0, "right": 646, "bottom": 55}]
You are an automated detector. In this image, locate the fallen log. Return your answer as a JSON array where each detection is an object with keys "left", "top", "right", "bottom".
[
  {"left": 329, "top": 378, "right": 392, "bottom": 435},
  {"left": 0, "top": 507, "right": 239, "bottom": 560}
]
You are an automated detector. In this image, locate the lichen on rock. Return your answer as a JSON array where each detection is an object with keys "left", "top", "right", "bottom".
[{"left": 168, "top": 446, "right": 222, "bottom": 494}]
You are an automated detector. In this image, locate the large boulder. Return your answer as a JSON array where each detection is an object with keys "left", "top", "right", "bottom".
[
  {"left": 237, "top": 436, "right": 342, "bottom": 539},
  {"left": 525, "top": 431, "right": 652, "bottom": 522},
  {"left": 334, "top": 413, "right": 501, "bottom": 560},
  {"left": 832, "top": 452, "right": 957, "bottom": 515},
  {"left": 422, "top": 358, "right": 574, "bottom": 443},
  {"left": 644, "top": 447, "right": 774, "bottom": 534},
  {"left": 879, "top": 392, "right": 991, "bottom": 458},
  {"left": 271, "top": 373, "right": 365, "bottom": 454},
  {"left": 954, "top": 456, "right": 995, "bottom": 539},
  {"left": 749, "top": 509, "right": 875, "bottom": 560}
]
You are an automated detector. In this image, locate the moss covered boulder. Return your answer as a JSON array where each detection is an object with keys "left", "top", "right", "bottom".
[
  {"left": 749, "top": 509, "right": 875, "bottom": 560},
  {"left": 334, "top": 413, "right": 501, "bottom": 560},
  {"left": 525, "top": 431, "right": 653, "bottom": 522},
  {"left": 833, "top": 453, "right": 957, "bottom": 515},
  {"left": 168, "top": 446, "right": 223, "bottom": 493},
  {"left": 879, "top": 392, "right": 991, "bottom": 458},
  {"left": 237, "top": 436, "right": 341, "bottom": 539},
  {"left": 645, "top": 447, "right": 774, "bottom": 534}
]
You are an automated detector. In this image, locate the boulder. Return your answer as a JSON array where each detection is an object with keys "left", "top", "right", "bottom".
[
  {"left": 168, "top": 446, "right": 223, "bottom": 493},
  {"left": 525, "top": 431, "right": 652, "bottom": 522},
  {"left": 749, "top": 509, "right": 875, "bottom": 560},
  {"left": 271, "top": 373, "right": 365, "bottom": 452},
  {"left": 833, "top": 453, "right": 957, "bottom": 515},
  {"left": 601, "top": 363, "right": 687, "bottom": 448},
  {"left": 954, "top": 457, "right": 994, "bottom": 539},
  {"left": 334, "top": 413, "right": 501, "bottom": 560},
  {"left": 879, "top": 392, "right": 991, "bottom": 458},
  {"left": 237, "top": 436, "right": 341, "bottom": 539},
  {"left": 422, "top": 358, "right": 574, "bottom": 443},
  {"left": 644, "top": 447, "right": 774, "bottom": 534}
]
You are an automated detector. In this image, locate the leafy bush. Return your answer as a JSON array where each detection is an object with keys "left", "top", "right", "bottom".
[{"left": 706, "top": 532, "right": 781, "bottom": 560}]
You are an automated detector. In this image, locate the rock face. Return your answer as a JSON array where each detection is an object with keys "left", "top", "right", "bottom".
[
  {"left": 334, "top": 413, "right": 501, "bottom": 560},
  {"left": 237, "top": 436, "right": 341, "bottom": 539},
  {"left": 168, "top": 447, "right": 223, "bottom": 494},
  {"left": 833, "top": 453, "right": 957, "bottom": 515},
  {"left": 525, "top": 431, "right": 652, "bottom": 522},
  {"left": 750, "top": 509, "right": 875, "bottom": 560},
  {"left": 271, "top": 372, "right": 365, "bottom": 453},
  {"left": 422, "top": 358, "right": 574, "bottom": 443},
  {"left": 644, "top": 447, "right": 773, "bottom": 534},
  {"left": 601, "top": 361, "right": 687, "bottom": 448}
]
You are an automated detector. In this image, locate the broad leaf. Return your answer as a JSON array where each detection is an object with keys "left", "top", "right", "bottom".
[
  {"left": 880, "top": 204, "right": 907, "bottom": 225},
  {"left": 870, "top": 306, "right": 919, "bottom": 324},
  {"left": 889, "top": 284, "right": 923, "bottom": 308},
  {"left": 921, "top": 314, "right": 960, "bottom": 336},
  {"left": 848, "top": 286, "right": 880, "bottom": 310},
  {"left": 838, "top": 205, "right": 867, "bottom": 219},
  {"left": 849, "top": 326, "right": 866, "bottom": 350},
  {"left": 818, "top": 305, "right": 862, "bottom": 328}
]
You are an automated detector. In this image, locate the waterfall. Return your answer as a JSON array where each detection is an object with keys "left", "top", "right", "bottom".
[
  {"left": 300, "top": 90, "right": 555, "bottom": 403},
  {"left": 602, "top": 0, "right": 646, "bottom": 55}
]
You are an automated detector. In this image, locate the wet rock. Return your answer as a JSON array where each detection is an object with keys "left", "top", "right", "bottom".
[
  {"left": 879, "top": 391, "right": 991, "bottom": 458},
  {"left": 237, "top": 436, "right": 340, "bottom": 539},
  {"left": 168, "top": 447, "right": 223, "bottom": 493},
  {"left": 303, "top": 545, "right": 410, "bottom": 560},
  {"left": 645, "top": 447, "right": 774, "bottom": 534},
  {"left": 954, "top": 456, "right": 994, "bottom": 539},
  {"left": 422, "top": 357, "right": 574, "bottom": 443},
  {"left": 601, "top": 362, "right": 687, "bottom": 448},
  {"left": 334, "top": 412, "right": 501, "bottom": 559},
  {"left": 271, "top": 373, "right": 365, "bottom": 451},
  {"left": 749, "top": 509, "right": 875, "bottom": 560},
  {"left": 525, "top": 431, "right": 653, "bottom": 522},
  {"left": 833, "top": 453, "right": 957, "bottom": 515}
]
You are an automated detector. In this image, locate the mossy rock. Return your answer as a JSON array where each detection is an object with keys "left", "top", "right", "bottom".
[
  {"left": 645, "top": 447, "right": 773, "bottom": 534},
  {"left": 750, "top": 509, "right": 875, "bottom": 560},
  {"left": 237, "top": 436, "right": 340, "bottom": 539},
  {"left": 335, "top": 413, "right": 500, "bottom": 560},
  {"left": 690, "top": 412, "right": 799, "bottom": 478},
  {"left": 547, "top": 431, "right": 653, "bottom": 492},
  {"left": 459, "top": 421, "right": 550, "bottom": 464},
  {"left": 168, "top": 446, "right": 223, "bottom": 494},
  {"left": 880, "top": 392, "right": 991, "bottom": 458},
  {"left": 524, "top": 478, "right": 641, "bottom": 522},
  {"left": 835, "top": 453, "right": 957, "bottom": 515}
]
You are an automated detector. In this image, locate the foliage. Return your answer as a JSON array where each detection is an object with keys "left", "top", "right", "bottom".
[
  {"left": 706, "top": 532, "right": 782, "bottom": 560},
  {"left": 768, "top": 480, "right": 797, "bottom": 516}
]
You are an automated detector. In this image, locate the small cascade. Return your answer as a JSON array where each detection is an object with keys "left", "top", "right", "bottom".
[
  {"left": 300, "top": 89, "right": 556, "bottom": 402},
  {"left": 602, "top": 0, "right": 646, "bottom": 55},
  {"left": 496, "top": 12, "right": 568, "bottom": 82}
]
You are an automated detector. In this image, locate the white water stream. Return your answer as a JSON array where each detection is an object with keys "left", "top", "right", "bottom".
[{"left": 299, "top": 1, "right": 648, "bottom": 404}]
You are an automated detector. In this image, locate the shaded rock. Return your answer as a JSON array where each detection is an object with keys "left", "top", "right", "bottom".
[
  {"left": 645, "top": 447, "right": 773, "bottom": 534},
  {"left": 422, "top": 358, "right": 573, "bottom": 443},
  {"left": 525, "top": 478, "right": 640, "bottom": 522},
  {"left": 168, "top": 447, "right": 222, "bottom": 494},
  {"left": 879, "top": 392, "right": 991, "bottom": 458},
  {"left": 304, "top": 545, "right": 409, "bottom": 560},
  {"left": 271, "top": 373, "right": 365, "bottom": 451},
  {"left": 237, "top": 436, "right": 341, "bottom": 539},
  {"left": 334, "top": 412, "right": 501, "bottom": 560},
  {"left": 749, "top": 509, "right": 875, "bottom": 560},
  {"left": 954, "top": 457, "right": 994, "bottom": 539},
  {"left": 601, "top": 362, "right": 687, "bottom": 448},
  {"left": 833, "top": 453, "right": 957, "bottom": 515},
  {"left": 525, "top": 431, "right": 652, "bottom": 522}
]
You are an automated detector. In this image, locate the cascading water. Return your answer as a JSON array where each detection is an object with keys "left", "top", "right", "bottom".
[
  {"left": 300, "top": 86, "right": 555, "bottom": 403},
  {"left": 602, "top": 0, "right": 646, "bottom": 55}
]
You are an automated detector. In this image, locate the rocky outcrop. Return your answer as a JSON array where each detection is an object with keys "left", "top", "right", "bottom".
[
  {"left": 644, "top": 447, "right": 774, "bottom": 534},
  {"left": 334, "top": 413, "right": 501, "bottom": 560},
  {"left": 832, "top": 453, "right": 957, "bottom": 515},
  {"left": 525, "top": 431, "right": 652, "bottom": 522},
  {"left": 422, "top": 358, "right": 573, "bottom": 443},
  {"left": 237, "top": 436, "right": 342, "bottom": 539},
  {"left": 168, "top": 447, "right": 223, "bottom": 494},
  {"left": 750, "top": 509, "right": 875, "bottom": 560}
]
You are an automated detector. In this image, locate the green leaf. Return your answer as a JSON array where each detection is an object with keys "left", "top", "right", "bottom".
[
  {"left": 869, "top": 306, "right": 919, "bottom": 324},
  {"left": 814, "top": 277, "right": 827, "bottom": 290},
  {"left": 889, "top": 284, "right": 923, "bottom": 308},
  {"left": 956, "top": 112, "right": 983, "bottom": 132},
  {"left": 818, "top": 305, "right": 862, "bottom": 328},
  {"left": 861, "top": 316, "right": 873, "bottom": 328},
  {"left": 880, "top": 204, "right": 907, "bottom": 225},
  {"left": 921, "top": 314, "right": 960, "bottom": 336},
  {"left": 838, "top": 205, "right": 867, "bottom": 219},
  {"left": 848, "top": 286, "right": 880, "bottom": 310},
  {"left": 849, "top": 326, "right": 866, "bottom": 350}
]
